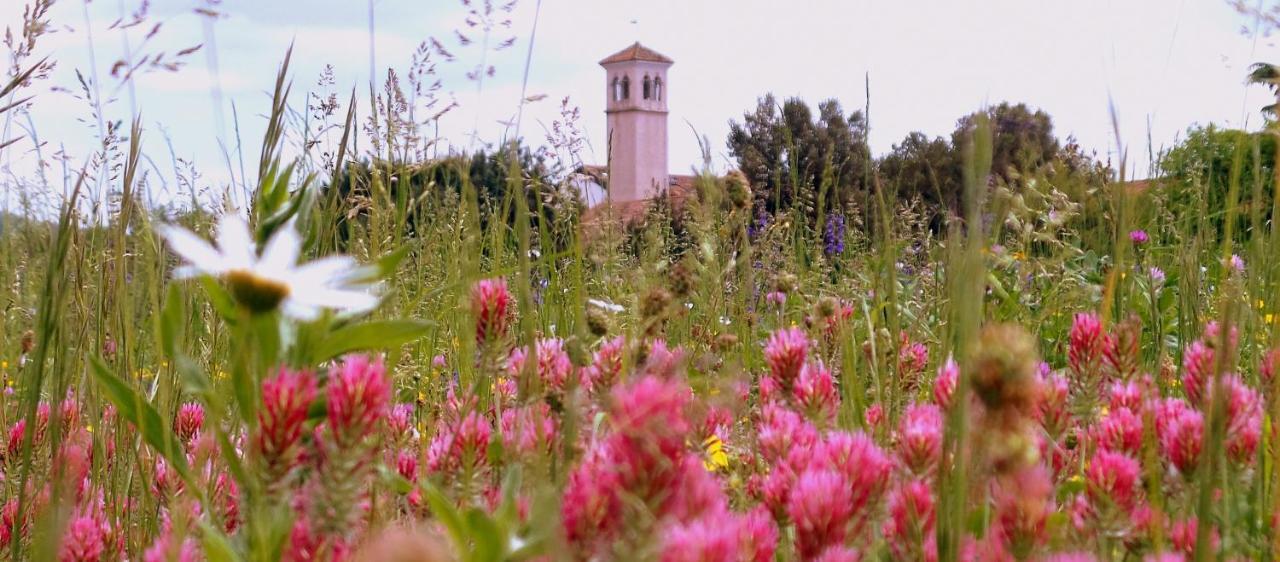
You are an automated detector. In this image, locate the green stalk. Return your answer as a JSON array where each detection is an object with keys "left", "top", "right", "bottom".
[
  {"left": 1193, "top": 132, "right": 1245, "bottom": 562},
  {"left": 937, "top": 114, "right": 991, "bottom": 561}
]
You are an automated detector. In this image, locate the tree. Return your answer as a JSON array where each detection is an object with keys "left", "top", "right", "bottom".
[
  {"left": 1246, "top": 62, "right": 1280, "bottom": 117},
  {"left": 727, "top": 95, "right": 871, "bottom": 220},
  {"left": 326, "top": 141, "right": 577, "bottom": 249},
  {"left": 877, "top": 132, "right": 961, "bottom": 226},
  {"left": 952, "top": 102, "right": 1059, "bottom": 184},
  {"left": 1160, "top": 124, "right": 1276, "bottom": 239}
]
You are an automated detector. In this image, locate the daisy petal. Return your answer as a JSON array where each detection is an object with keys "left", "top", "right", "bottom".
[
  {"left": 216, "top": 214, "right": 255, "bottom": 269},
  {"left": 258, "top": 223, "right": 301, "bottom": 277},
  {"left": 291, "top": 286, "right": 381, "bottom": 314},
  {"left": 293, "top": 256, "right": 359, "bottom": 286},
  {"left": 281, "top": 299, "right": 321, "bottom": 322},
  {"left": 157, "top": 224, "right": 226, "bottom": 275},
  {"left": 172, "top": 265, "right": 203, "bottom": 279}
]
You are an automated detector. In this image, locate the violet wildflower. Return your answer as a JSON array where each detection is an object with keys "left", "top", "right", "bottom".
[
  {"left": 1148, "top": 266, "right": 1165, "bottom": 286},
  {"left": 1229, "top": 254, "right": 1245, "bottom": 274},
  {"left": 823, "top": 214, "right": 846, "bottom": 256}
]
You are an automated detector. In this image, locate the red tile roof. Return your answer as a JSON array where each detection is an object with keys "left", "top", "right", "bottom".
[
  {"left": 599, "top": 42, "right": 673, "bottom": 65},
  {"left": 1118, "top": 178, "right": 1158, "bottom": 193},
  {"left": 579, "top": 171, "right": 699, "bottom": 232},
  {"left": 580, "top": 199, "right": 652, "bottom": 228}
]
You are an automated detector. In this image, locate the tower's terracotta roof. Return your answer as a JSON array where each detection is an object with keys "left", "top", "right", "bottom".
[{"left": 599, "top": 42, "right": 673, "bottom": 65}]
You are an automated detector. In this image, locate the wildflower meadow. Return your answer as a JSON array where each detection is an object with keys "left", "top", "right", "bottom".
[{"left": 1, "top": 1, "right": 1280, "bottom": 561}]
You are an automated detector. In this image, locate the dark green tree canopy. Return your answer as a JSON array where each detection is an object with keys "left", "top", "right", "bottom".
[
  {"left": 1160, "top": 124, "right": 1276, "bottom": 238},
  {"left": 953, "top": 102, "right": 1060, "bottom": 184},
  {"left": 877, "top": 132, "right": 961, "bottom": 224},
  {"left": 1246, "top": 62, "right": 1279, "bottom": 116},
  {"left": 326, "top": 141, "right": 578, "bottom": 250},
  {"left": 727, "top": 95, "right": 871, "bottom": 218},
  {"left": 877, "top": 102, "right": 1065, "bottom": 228}
]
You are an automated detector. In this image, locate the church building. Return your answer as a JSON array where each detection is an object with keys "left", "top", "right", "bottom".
[{"left": 579, "top": 43, "right": 697, "bottom": 223}]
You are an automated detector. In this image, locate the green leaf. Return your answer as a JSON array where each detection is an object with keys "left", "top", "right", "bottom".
[
  {"left": 377, "top": 463, "right": 414, "bottom": 495},
  {"left": 965, "top": 502, "right": 990, "bottom": 536},
  {"left": 507, "top": 539, "right": 544, "bottom": 561},
  {"left": 495, "top": 466, "right": 522, "bottom": 528},
  {"left": 306, "top": 396, "right": 328, "bottom": 421},
  {"left": 486, "top": 435, "right": 506, "bottom": 468},
  {"left": 259, "top": 505, "right": 297, "bottom": 562},
  {"left": 89, "top": 357, "right": 193, "bottom": 487},
  {"left": 158, "top": 283, "right": 184, "bottom": 358},
  {"left": 465, "top": 507, "right": 504, "bottom": 562},
  {"left": 314, "top": 320, "right": 432, "bottom": 363},
  {"left": 258, "top": 164, "right": 313, "bottom": 245},
  {"left": 421, "top": 481, "right": 468, "bottom": 554},
  {"left": 174, "top": 355, "right": 214, "bottom": 400},
  {"left": 252, "top": 313, "right": 284, "bottom": 374},
  {"left": 199, "top": 276, "right": 239, "bottom": 321},
  {"left": 214, "top": 427, "right": 252, "bottom": 507},
  {"left": 198, "top": 519, "right": 243, "bottom": 562},
  {"left": 1058, "top": 475, "right": 1086, "bottom": 501},
  {"left": 347, "top": 244, "right": 414, "bottom": 285}
]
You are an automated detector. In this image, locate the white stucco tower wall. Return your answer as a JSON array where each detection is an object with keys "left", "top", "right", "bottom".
[{"left": 599, "top": 43, "right": 673, "bottom": 203}]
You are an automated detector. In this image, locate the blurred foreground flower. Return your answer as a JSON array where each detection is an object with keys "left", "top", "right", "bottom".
[
  {"left": 157, "top": 214, "right": 378, "bottom": 319},
  {"left": 1229, "top": 254, "right": 1245, "bottom": 274},
  {"left": 1148, "top": 267, "right": 1165, "bottom": 286}
]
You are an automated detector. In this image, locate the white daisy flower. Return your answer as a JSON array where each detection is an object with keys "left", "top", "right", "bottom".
[
  {"left": 157, "top": 214, "right": 379, "bottom": 320},
  {"left": 587, "top": 298, "right": 625, "bottom": 314}
]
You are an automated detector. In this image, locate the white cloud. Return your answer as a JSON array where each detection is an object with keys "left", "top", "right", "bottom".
[{"left": 134, "top": 65, "right": 252, "bottom": 94}]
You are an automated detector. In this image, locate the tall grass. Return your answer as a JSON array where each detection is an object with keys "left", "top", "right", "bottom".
[{"left": 0, "top": 2, "right": 1278, "bottom": 561}]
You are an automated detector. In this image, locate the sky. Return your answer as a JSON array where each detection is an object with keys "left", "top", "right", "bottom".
[{"left": 2, "top": 0, "right": 1278, "bottom": 210}]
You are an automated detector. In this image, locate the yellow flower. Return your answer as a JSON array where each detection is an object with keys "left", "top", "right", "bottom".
[
  {"left": 1266, "top": 314, "right": 1275, "bottom": 324},
  {"left": 215, "top": 370, "right": 229, "bottom": 380},
  {"left": 1, "top": 360, "right": 7, "bottom": 369},
  {"left": 1257, "top": 299, "right": 1266, "bottom": 310},
  {"left": 702, "top": 434, "right": 729, "bottom": 472},
  {"left": 418, "top": 391, "right": 427, "bottom": 403},
  {"left": 86, "top": 424, "right": 94, "bottom": 433},
  {"left": 1012, "top": 251, "right": 1026, "bottom": 261},
  {"left": 161, "top": 360, "right": 169, "bottom": 369}
]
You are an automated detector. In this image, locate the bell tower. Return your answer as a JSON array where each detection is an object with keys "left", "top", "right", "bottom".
[{"left": 600, "top": 42, "right": 672, "bottom": 203}]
